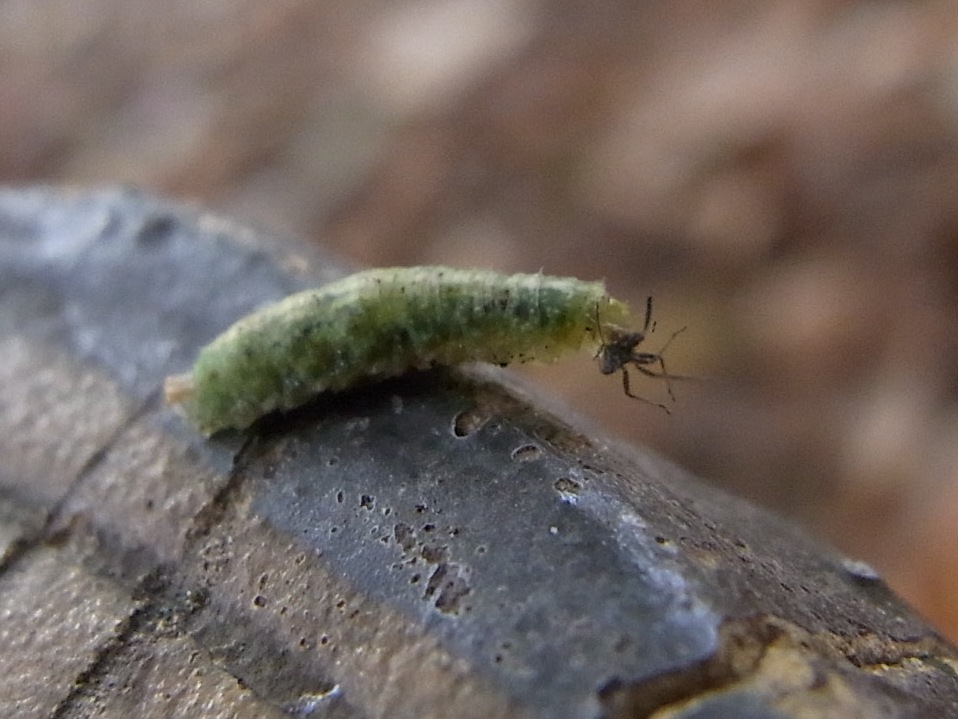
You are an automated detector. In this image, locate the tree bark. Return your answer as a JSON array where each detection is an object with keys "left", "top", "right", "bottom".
[{"left": 0, "top": 186, "right": 955, "bottom": 719}]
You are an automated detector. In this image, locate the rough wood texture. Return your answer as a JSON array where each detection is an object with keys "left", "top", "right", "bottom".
[{"left": 1, "top": 186, "right": 956, "bottom": 719}]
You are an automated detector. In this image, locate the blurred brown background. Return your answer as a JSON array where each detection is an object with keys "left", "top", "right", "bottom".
[{"left": 4, "top": 0, "right": 958, "bottom": 641}]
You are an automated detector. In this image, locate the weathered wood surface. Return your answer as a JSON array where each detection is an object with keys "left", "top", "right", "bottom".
[{"left": 1, "top": 186, "right": 956, "bottom": 719}]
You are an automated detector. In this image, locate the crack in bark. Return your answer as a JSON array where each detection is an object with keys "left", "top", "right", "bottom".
[{"left": 598, "top": 614, "right": 958, "bottom": 718}]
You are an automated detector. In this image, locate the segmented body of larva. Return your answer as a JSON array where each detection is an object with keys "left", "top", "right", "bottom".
[{"left": 164, "top": 266, "right": 673, "bottom": 435}]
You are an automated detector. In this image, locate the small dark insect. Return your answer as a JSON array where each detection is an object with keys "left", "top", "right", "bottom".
[{"left": 596, "top": 296, "right": 687, "bottom": 412}]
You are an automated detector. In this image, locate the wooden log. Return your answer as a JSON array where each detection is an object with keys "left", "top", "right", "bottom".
[{"left": 1, "top": 186, "right": 955, "bottom": 719}]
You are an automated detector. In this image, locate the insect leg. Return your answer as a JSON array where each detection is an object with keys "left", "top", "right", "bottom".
[
  {"left": 658, "top": 325, "right": 688, "bottom": 354},
  {"left": 634, "top": 324, "right": 687, "bottom": 401},
  {"left": 591, "top": 301, "right": 605, "bottom": 359},
  {"left": 621, "top": 365, "right": 670, "bottom": 413},
  {"left": 634, "top": 356, "right": 676, "bottom": 402}
]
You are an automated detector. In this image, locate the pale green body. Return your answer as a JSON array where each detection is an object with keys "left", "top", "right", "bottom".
[{"left": 169, "top": 267, "right": 631, "bottom": 435}]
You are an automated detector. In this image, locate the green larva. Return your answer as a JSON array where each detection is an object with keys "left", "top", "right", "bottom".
[{"left": 164, "top": 266, "right": 678, "bottom": 435}]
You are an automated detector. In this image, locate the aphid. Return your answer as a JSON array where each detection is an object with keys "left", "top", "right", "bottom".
[{"left": 164, "top": 266, "right": 679, "bottom": 435}]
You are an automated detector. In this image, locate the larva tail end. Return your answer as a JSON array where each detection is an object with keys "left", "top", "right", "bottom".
[{"left": 163, "top": 373, "right": 196, "bottom": 406}]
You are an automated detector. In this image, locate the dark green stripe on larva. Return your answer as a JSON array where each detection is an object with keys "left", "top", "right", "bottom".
[{"left": 164, "top": 266, "right": 675, "bottom": 436}]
